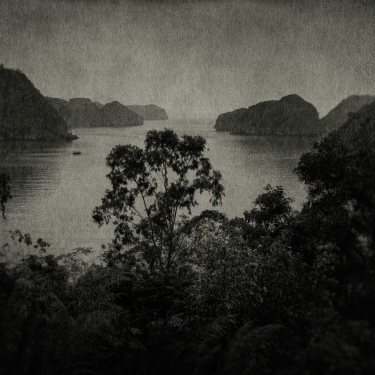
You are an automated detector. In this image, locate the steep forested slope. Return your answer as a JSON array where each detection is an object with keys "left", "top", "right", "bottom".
[{"left": 0, "top": 66, "right": 75, "bottom": 141}]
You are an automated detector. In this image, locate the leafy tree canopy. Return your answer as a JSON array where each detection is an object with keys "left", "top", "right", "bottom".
[
  {"left": 93, "top": 128, "right": 224, "bottom": 273},
  {"left": 244, "top": 184, "right": 293, "bottom": 231}
]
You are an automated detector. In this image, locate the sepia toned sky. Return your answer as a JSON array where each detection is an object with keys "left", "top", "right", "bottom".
[{"left": 1, "top": 0, "right": 374, "bottom": 119}]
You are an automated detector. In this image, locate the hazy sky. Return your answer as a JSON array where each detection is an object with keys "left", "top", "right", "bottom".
[{"left": 1, "top": 0, "right": 374, "bottom": 119}]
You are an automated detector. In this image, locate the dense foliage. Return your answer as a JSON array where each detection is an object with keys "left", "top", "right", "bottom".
[
  {"left": 1, "top": 130, "right": 375, "bottom": 374},
  {"left": 93, "top": 129, "right": 224, "bottom": 272}
]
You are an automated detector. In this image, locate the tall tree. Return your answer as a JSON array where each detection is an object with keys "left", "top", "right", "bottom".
[{"left": 93, "top": 129, "right": 224, "bottom": 272}]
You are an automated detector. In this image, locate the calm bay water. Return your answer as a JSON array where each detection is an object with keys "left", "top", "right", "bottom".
[{"left": 0, "top": 120, "right": 317, "bottom": 254}]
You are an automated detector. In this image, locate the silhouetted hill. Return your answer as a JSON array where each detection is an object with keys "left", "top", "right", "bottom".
[
  {"left": 47, "top": 97, "right": 144, "bottom": 128},
  {"left": 93, "top": 101, "right": 144, "bottom": 127},
  {"left": 0, "top": 66, "right": 75, "bottom": 141},
  {"left": 45, "top": 97, "right": 71, "bottom": 123},
  {"left": 320, "top": 95, "right": 375, "bottom": 134},
  {"left": 126, "top": 104, "right": 168, "bottom": 120},
  {"left": 215, "top": 95, "right": 322, "bottom": 135},
  {"left": 335, "top": 100, "right": 375, "bottom": 151},
  {"left": 67, "top": 98, "right": 99, "bottom": 128}
]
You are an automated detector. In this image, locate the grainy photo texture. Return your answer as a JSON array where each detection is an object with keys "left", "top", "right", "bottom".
[{"left": 1, "top": 0, "right": 375, "bottom": 374}]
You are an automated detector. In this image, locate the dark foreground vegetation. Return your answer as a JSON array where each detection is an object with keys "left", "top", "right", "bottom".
[{"left": 1, "top": 129, "right": 375, "bottom": 375}]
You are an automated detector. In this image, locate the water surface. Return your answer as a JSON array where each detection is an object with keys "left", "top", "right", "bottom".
[{"left": 0, "top": 120, "right": 317, "bottom": 254}]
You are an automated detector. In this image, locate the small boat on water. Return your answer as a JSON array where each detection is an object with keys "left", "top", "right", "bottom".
[{"left": 73, "top": 151, "right": 82, "bottom": 155}]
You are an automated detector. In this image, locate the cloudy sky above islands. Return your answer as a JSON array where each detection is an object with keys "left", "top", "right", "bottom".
[{"left": 1, "top": 0, "right": 374, "bottom": 119}]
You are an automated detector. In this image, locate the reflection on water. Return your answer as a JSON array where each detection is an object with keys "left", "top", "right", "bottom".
[{"left": 0, "top": 121, "right": 318, "bottom": 254}]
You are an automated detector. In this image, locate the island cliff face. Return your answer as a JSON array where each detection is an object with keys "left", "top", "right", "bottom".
[
  {"left": 125, "top": 104, "right": 168, "bottom": 120},
  {"left": 320, "top": 95, "right": 375, "bottom": 134},
  {"left": 214, "top": 95, "right": 322, "bottom": 135},
  {"left": 47, "top": 97, "right": 144, "bottom": 128},
  {"left": 0, "top": 67, "right": 75, "bottom": 141}
]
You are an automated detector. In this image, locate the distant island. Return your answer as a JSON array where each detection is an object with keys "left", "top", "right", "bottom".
[
  {"left": 214, "top": 95, "right": 322, "bottom": 136},
  {"left": 215, "top": 94, "right": 375, "bottom": 137},
  {"left": 0, "top": 66, "right": 76, "bottom": 141},
  {"left": 46, "top": 98, "right": 169, "bottom": 128},
  {"left": 46, "top": 97, "right": 144, "bottom": 128},
  {"left": 0, "top": 65, "right": 171, "bottom": 141}
]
